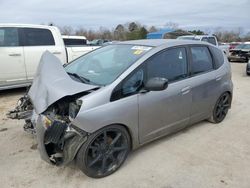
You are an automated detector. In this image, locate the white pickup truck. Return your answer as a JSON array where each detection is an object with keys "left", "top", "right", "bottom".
[
  {"left": 0, "top": 24, "right": 100, "bottom": 90},
  {"left": 177, "top": 35, "right": 229, "bottom": 56}
]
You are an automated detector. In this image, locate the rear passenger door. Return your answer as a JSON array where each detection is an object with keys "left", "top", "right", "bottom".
[
  {"left": 20, "top": 28, "right": 63, "bottom": 80},
  {"left": 0, "top": 27, "right": 27, "bottom": 87},
  {"left": 188, "top": 45, "right": 217, "bottom": 123}
]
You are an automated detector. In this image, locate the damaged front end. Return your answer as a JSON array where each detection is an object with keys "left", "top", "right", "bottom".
[
  {"left": 36, "top": 93, "right": 90, "bottom": 165},
  {"left": 7, "top": 52, "right": 99, "bottom": 166},
  {"left": 7, "top": 92, "right": 92, "bottom": 166}
]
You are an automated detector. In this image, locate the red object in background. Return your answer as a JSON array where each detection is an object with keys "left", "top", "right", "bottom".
[{"left": 229, "top": 43, "right": 241, "bottom": 50}]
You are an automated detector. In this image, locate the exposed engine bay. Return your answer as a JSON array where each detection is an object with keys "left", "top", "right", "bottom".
[{"left": 7, "top": 89, "right": 97, "bottom": 165}]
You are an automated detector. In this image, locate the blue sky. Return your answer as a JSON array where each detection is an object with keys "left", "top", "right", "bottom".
[{"left": 0, "top": 0, "right": 249, "bottom": 33}]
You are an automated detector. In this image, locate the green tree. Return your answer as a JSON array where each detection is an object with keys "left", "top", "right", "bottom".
[
  {"left": 188, "top": 30, "right": 205, "bottom": 35},
  {"left": 138, "top": 27, "right": 148, "bottom": 39}
]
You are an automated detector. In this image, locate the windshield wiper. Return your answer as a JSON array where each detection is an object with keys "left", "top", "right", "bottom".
[{"left": 67, "top": 72, "right": 90, "bottom": 84}]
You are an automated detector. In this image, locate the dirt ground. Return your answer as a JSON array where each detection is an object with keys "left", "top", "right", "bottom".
[{"left": 0, "top": 63, "right": 249, "bottom": 188}]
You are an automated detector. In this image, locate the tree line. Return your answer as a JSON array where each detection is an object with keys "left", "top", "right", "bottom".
[{"left": 48, "top": 22, "right": 250, "bottom": 42}]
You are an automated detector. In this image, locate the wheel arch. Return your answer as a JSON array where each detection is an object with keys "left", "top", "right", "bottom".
[{"left": 102, "top": 123, "right": 134, "bottom": 150}]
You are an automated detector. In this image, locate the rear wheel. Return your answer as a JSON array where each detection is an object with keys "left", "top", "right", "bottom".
[
  {"left": 76, "top": 125, "right": 130, "bottom": 178},
  {"left": 208, "top": 92, "right": 231, "bottom": 123}
]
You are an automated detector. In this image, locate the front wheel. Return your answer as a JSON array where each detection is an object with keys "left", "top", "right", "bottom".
[
  {"left": 208, "top": 92, "right": 231, "bottom": 123},
  {"left": 76, "top": 125, "right": 130, "bottom": 178}
]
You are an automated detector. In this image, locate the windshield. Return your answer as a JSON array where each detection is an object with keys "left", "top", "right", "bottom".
[
  {"left": 242, "top": 44, "right": 250, "bottom": 49},
  {"left": 65, "top": 44, "right": 152, "bottom": 86},
  {"left": 235, "top": 44, "right": 250, "bottom": 49}
]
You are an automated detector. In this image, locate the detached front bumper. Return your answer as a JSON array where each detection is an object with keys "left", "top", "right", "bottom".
[{"left": 36, "top": 115, "right": 88, "bottom": 166}]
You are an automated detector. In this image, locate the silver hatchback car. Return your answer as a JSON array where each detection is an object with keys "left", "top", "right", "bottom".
[{"left": 13, "top": 39, "right": 233, "bottom": 178}]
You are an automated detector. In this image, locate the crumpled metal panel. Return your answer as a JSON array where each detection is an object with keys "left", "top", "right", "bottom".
[{"left": 28, "top": 51, "right": 97, "bottom": 114}]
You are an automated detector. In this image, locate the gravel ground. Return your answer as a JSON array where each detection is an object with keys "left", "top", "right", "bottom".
[{"left": 0, "top": 63, "right": 249, "bottom": 188}]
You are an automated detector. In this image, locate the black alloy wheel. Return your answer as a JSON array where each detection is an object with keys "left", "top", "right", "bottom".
[
  {"left": 209, "top": 92, "right": 231, "bottom": 123},
  {"left": 76, "top": 125, "right": 130, "bottom": 178}
]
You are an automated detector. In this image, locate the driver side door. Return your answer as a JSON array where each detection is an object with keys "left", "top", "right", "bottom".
[{"left": 138, "top": 47, "right": 192, "bottom": 143}]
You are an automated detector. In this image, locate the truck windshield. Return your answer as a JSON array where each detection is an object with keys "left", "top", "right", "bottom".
[{"left": 65, "top": 44, "right": 152, "bottom": 86}]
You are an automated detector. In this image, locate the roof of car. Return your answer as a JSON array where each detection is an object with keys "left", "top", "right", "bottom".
[
  {"left": 120, "top": 39, "right": 210, "bottom": 47},
  {"left": 0, "top": 23, "right": 56, "bottom": 29}
]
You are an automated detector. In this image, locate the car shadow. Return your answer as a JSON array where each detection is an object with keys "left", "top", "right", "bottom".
[
  {"left": 126, "top": 120, "right": 209, "bottom": 164},
  {"left": 0, "top": 87, "right": 27, "bottom": 97}
]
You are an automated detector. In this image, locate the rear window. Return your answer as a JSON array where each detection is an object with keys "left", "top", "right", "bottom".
[
  {"left": 22, "top": 28, "right": 55, "bottom": 46},
  {"left": 0, "top": 27, "right": 19, "bottom": 47},
  {"left": 63, "top": 38, "right": 87, "bottom": 46}
]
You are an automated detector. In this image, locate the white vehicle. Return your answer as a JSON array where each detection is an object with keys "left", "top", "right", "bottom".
[
  {"left": 0, "top": 24, "right": 100, "bottom": 90},
  {"left": 177, "top": 35, "right": 228, "bottom": 55},
  {"left": 62, "top": 35, "right": 99, "bottom": 62},
  {"left": 177, "top": 35, "right": 219, "bottom": 46}
]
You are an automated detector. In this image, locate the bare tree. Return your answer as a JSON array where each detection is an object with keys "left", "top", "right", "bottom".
[
  {"left": 164, "top": 21, "right": 179, "bottom": 29},
  {"left": 60, "top": 26, "right": 74, "bottom": 35},
  {"left": 148, "top": 26, "right": 157, "bottom": 33}
]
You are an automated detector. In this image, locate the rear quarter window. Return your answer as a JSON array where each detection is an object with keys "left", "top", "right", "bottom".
[
  {"left": 209, "top": 46, "right": 224, "bottom": 69},
  {"left": 190, "top": 46, "right": 213, "bottom": 75}
]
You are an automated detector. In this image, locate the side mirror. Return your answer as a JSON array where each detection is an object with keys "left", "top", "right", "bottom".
[{"left": 144, "top": 77, "right": 168, "bottom": 91}]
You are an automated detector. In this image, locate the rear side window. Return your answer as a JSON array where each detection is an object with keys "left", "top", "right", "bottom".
[
  {"left": 146, "top": 47, "right": 188, "bottom": 82},
  {"left": 0, "top": 28, "right": 19, "bottom": 47},
  {"left": 190, "top": 46, "right": 213, "bottom": 75},
  {"left": 22, "top": 28, "right": 55, "bottom": 46},
  {"left": 209, "top": 46, "right": 224, "bottom": 69},
  {"left": 63, "top": 38, "right": 87, "bottom": 46}
]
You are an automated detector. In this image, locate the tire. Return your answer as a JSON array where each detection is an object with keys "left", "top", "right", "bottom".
[
  {"left": 208, "top": 92, "right": 231, "bottom": 123},
  {"left": 76, "top": 125, "right": 131, "bottom": 178}
]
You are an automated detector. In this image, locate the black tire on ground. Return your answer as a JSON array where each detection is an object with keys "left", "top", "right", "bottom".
[
  {"left": 76, "top": 125, "right": 131, "bottom": 178},
  {"left": 208, "top": 92, "right": 232, "bottom": 123}
]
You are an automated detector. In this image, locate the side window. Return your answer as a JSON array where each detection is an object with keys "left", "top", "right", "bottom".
[
  {"left": 122, "top": 69, "right": 144, "bottom": 96},
  {"left": 207, "top": 37, "right": 217, "bottom": 46},
  {"left": 110, "top": 68, "right": 144, "bottom": 101},
  {"left": 22, "top": 28, "right": 55, "bottom": 46},
  {"left": 0, "top": 28, "right": 19, "bottom": 47},
  {"left": 146, "top": 48, "right": 188, "bottom": 82},
  {"left": 190, "top": 46, "right": 213, "bottom": 75}
]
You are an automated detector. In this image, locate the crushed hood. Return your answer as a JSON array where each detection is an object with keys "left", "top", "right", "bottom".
[{"left": 28, "top": 51, "right": 97, "bottom": 114}]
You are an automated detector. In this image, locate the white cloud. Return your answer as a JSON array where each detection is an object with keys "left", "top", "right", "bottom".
[{"left": 0, "top": 0, "right": 249, "bottom": 32}]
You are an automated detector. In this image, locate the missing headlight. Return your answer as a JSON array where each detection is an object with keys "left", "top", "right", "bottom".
[{"left": 69, "top": 100, "right": 82, "bottom": 119}]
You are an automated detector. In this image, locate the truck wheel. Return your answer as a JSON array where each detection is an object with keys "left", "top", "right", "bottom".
[
  {"left": 208, "top": 92, "right": 231, "bottom": 123},
  {"left": 76, "top": 125, "right": 130, "bottom": 178}
]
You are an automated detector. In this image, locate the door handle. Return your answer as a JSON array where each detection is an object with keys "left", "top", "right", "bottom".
[
  {"left": 52, "top": 51, "right": 61, "bottom": 55},
  {"left": 9, "top": 53, "right": 21, "bottom": 57},
  {"left": 181, "top": 86, "right": 191, "bottom": 95}
]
